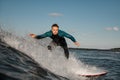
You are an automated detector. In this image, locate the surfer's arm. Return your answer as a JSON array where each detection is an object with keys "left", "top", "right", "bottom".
[
  {"left": 62, "top": 31, "right": 76, "bottom": 42},
  {"left": 62, "top": 31, "right": 80, "bottom": 46},
  {"left": 35, "top": 32, "right": 50, "bottom": 39}
]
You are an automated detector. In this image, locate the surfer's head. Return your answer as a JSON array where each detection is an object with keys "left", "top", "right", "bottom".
[{"left": 51, "top": 24, "right": 59, "bottom": 35}]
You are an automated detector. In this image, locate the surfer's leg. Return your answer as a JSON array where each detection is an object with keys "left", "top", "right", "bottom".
[
  {"left": 59, "top": 38, "right": 69, "bottom": 59},
  {"left": 62, "top": 46, "right": 69, "bottom": 59},
  {"left": 47, "top": 41, "right": 57, "bottom": 50},
  {"left": 47, "top": 45, "right": 52, "bottom": 50},
  {"left": 47, "top": 41, "right": 52, "bottom": 50}
]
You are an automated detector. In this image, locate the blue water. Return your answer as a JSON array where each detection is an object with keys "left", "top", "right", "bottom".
[
  {"left": 70, "top": 49, "right": 120, "bottom": 80},
  {"left": 0, "top": 28, "right": 120, "bottom": 80},
  {"left": 0, "top": 39, "right": 68, "bottom": 80}
]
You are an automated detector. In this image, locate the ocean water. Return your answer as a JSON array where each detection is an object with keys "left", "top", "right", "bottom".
[
  {"left": 70, "top": 49, "right": 120, "bottom": 80},
  {"left": 0, "top": 28, "right": 120, "bottom": 80}
]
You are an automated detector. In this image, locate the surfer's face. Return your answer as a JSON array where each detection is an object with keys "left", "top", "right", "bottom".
[{"left": 52, "top": 26, "right": 59, "bottom": 35}]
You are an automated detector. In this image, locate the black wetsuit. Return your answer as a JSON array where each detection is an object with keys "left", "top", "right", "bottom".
[
  {"left": 35, "top": 30, "right": 76, "bottom": 59},
  {"left": 49, "top": 34, "right": 69, "bottom": 59}
]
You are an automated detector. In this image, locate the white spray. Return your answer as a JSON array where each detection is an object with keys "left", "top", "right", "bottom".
[{"left": 0, "top": 28, "right": 105, "bottom": 80}]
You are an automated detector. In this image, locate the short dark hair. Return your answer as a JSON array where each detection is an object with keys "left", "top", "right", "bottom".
[{"left": 51, "top": 24, "right": 59, "bottom": 28}]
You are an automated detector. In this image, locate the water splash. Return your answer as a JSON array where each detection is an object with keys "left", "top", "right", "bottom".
[{"left": 0, "top": 27, "right": 106, "bottom": 80}]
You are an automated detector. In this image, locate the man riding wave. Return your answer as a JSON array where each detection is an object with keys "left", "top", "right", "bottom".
[{"left": 30, "top": 24, "right": 80, "bottom": 59}]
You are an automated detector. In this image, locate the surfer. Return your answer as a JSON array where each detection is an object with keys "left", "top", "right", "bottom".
[{"left": 30, "top": 24, "right": 80, "bottom": 59}]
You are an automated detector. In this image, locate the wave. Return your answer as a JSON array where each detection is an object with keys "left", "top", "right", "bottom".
[
  {"left": 0, "top": 27, "right": 106, "bottom": 80},
  {"left": 0, "top": 35, "right": 69, "bottom": 80}
]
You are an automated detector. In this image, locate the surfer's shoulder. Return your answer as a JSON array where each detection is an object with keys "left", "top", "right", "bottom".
[
  {"left": 45, "top": 30, "right": 52, "bottom": 36},
  {"left": 58, "top": 30, "right": 67, "bottom": 36},
  {"left": 59, "top": 30, "right": 65, "bottom": 33}
]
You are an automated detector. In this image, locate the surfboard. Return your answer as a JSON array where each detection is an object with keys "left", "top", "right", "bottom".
[{"left": 78, "top": 71, "right": 107, "bottom": 77}]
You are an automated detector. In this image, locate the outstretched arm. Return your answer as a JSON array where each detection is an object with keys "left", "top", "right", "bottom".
[
  {"left": 29, "top": 31, "right": 51, "bottom": 39},
  {"left": 63, "top": 31, "right": 80, "bottom": 46}
]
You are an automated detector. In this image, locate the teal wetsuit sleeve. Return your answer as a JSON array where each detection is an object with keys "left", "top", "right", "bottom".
[
  {"left": 35, "top": 31, "right": 51, "bottom": 39},
  {"left": 61, "top": 30, "right": 76, "bottom": 42}
]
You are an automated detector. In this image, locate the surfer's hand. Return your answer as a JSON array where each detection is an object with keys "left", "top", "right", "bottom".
[
  {"left": 74, "top": 42, "right": 80, "bottom": 47},
  {"left": 29, "top": 34, "right": 36, "bottom": 38}
]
